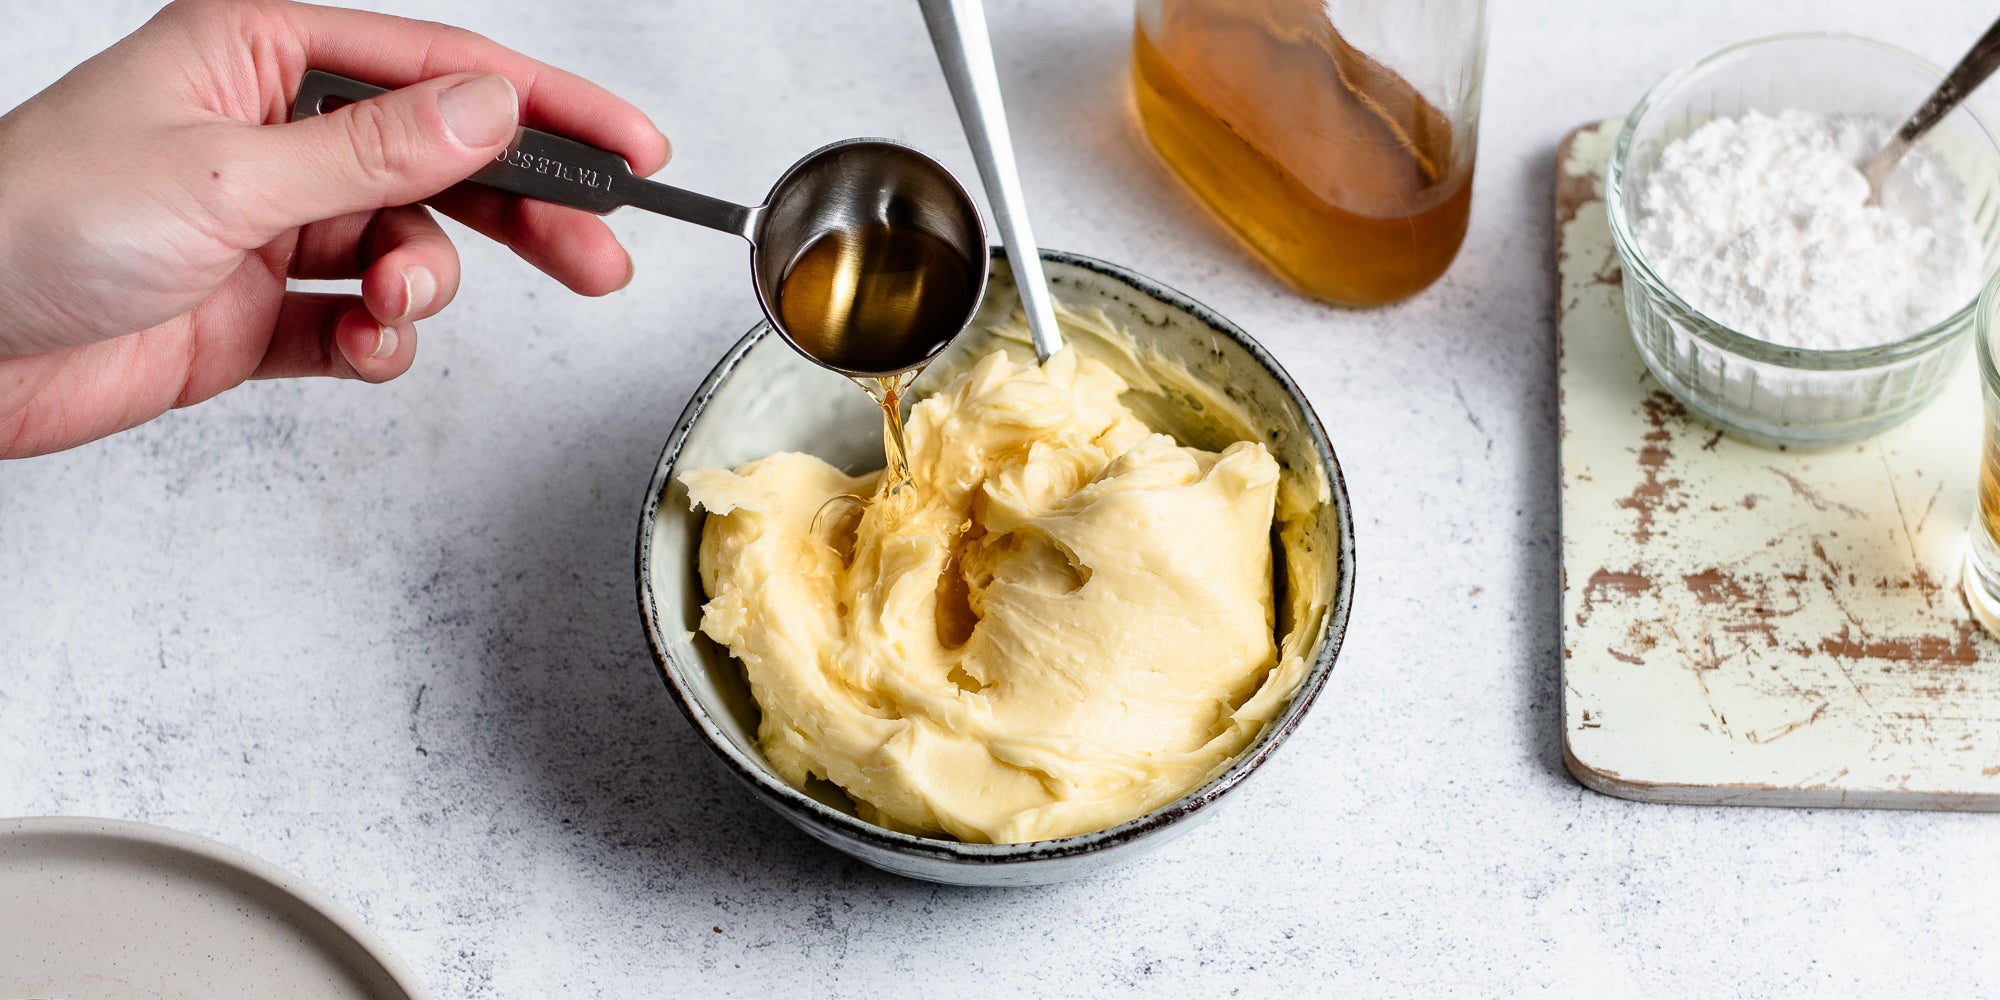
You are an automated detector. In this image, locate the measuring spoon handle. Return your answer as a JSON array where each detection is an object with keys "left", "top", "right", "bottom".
[{"left": 291, "top": 71, "right": 754, "bottom": 239}]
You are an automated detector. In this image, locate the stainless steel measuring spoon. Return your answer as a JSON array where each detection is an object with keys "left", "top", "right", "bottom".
[
  {"left": 292, "top": 71, "right": 990, "bottom": 378},
  {"left": 1862, "top": 15, "right": 2000, "bottom": 206}
]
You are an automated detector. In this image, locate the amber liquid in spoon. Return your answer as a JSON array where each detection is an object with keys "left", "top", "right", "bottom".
[
  {"left": 779, "top": 222, "right": 973, "bottom": 375},
  {"left": 778, "top": 222, "right": 975, "bottom": 525}
]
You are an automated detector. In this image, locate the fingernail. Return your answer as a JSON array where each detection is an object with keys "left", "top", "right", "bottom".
[
  {"left": 400, "top": 266, "right": 437, "bottom": 320},
  {"left": 439, "top": 74, "right": 518, "bottom": 148},
  {"left": 370, "top": 324, "right": 399, "bottom": 360},
  {"left": 617, "top": 249, "right": 635, "bottom": 291}
]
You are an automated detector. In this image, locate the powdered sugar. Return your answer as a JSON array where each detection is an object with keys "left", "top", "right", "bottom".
[{"left": 1633, "top": 109, "right": 1980, "bottom": 350}]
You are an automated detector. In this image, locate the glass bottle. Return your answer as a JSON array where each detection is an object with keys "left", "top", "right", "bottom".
[{"left": 1132, "top": 0, "right": 1488, "bottom": 306}]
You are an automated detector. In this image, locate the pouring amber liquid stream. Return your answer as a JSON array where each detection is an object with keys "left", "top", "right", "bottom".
[
  {"left": 1132, "top": 1, "right": 1474, "bottom": 305},
  {"left": 776, "top": 220, "right": 975, "bottom": 516}
]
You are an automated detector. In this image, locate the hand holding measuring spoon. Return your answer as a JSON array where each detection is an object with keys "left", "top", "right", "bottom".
[
  {"left": 295, "top": 72, "right": 991, "bottom": 507},
  {"left": 0, "top": 1, "right": 669, "bottom": 458}
]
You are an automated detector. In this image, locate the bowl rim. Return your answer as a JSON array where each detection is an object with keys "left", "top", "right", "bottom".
[
  {"left": 634, "top": 247, "right": 1355, "bottom": 867},
  {"left": 1604, "top": 30, "right": 2000, "bottom": 371}
]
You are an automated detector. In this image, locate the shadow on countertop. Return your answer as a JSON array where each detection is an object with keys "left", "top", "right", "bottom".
[
  {"left": 448, "top": 357, "right": 1088, "bottom": 914},
  {"left": 1524, "top": 132, "right": 1576, "bottom": 790}
]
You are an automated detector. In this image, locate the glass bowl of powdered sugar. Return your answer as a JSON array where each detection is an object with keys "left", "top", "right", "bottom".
[{"left": 1605, "top": 33, "right": 2000, "bottom": 447}]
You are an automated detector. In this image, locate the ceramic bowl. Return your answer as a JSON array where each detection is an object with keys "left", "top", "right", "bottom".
[{"left": 637, "top": 249, "right": 1354, "bottom": 885}]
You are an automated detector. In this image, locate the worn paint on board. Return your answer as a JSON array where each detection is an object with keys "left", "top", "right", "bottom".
[{"left": 1558, "top": 119, "right": 2000, "bottom": 809}]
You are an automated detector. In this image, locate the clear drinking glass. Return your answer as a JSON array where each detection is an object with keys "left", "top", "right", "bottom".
[
  {"left": 1130, "top": 0, "right": 1488, "bottom": 306},
  {"left": 1966, "top": 273, "right": 2000, "bottom": 636}
]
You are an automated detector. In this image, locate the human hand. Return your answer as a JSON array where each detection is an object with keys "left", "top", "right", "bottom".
[{"left": 0, "top": 0, "right": 670, "bottom": 458}]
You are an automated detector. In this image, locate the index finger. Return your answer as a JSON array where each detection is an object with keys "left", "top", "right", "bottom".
[{"left": 273, "top": 1, "right": 671, "bottom": 176}]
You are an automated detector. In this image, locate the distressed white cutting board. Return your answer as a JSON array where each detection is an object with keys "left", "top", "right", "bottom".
[{"left": 1558, "top": 118, "right": 2000, "bottom": 809}]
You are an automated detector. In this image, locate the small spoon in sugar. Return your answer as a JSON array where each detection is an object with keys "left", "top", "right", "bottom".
[{"left": 1862, "top": 15, "right": 2000, "bottom": 206}]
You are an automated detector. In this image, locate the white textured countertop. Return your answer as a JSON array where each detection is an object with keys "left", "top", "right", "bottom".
[{"left": 4, "top": 0, "right": 1998, "bottom": 995}]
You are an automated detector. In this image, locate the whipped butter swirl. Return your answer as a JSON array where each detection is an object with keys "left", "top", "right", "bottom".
[{"left": 682, "top": 317, "right": 1303, "bottom": 844}]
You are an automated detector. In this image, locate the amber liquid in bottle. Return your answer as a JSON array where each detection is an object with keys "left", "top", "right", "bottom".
[
  {"left": 1132, "top": 2, "right": 1473, "bottom": 305},
  {"left": 1972, "top": 407, "right": 2000, "bottom": 638},
  {"left": 1979, "top": 413, "right": 2000, "bottom": 560}
]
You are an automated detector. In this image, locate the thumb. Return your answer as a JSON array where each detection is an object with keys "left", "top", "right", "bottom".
[{"left": 240, "top": 72, "right": 519, "bottom": 234}]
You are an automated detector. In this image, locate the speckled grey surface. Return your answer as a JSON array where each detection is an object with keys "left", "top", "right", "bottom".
[{"left": 3, "top": 0, "right": 1999, "bottom": 995}]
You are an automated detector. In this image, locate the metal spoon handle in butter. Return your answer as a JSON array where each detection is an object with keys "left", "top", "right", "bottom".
[
  {"left": 918, "top": 0, "right": 1064, "bottom": 362},
  {"left": 291, "top": 71, "right": 990, "bottom": 379},
  {"left": 1862, "top": 14, "right": 2000, "bottom": 205}
]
